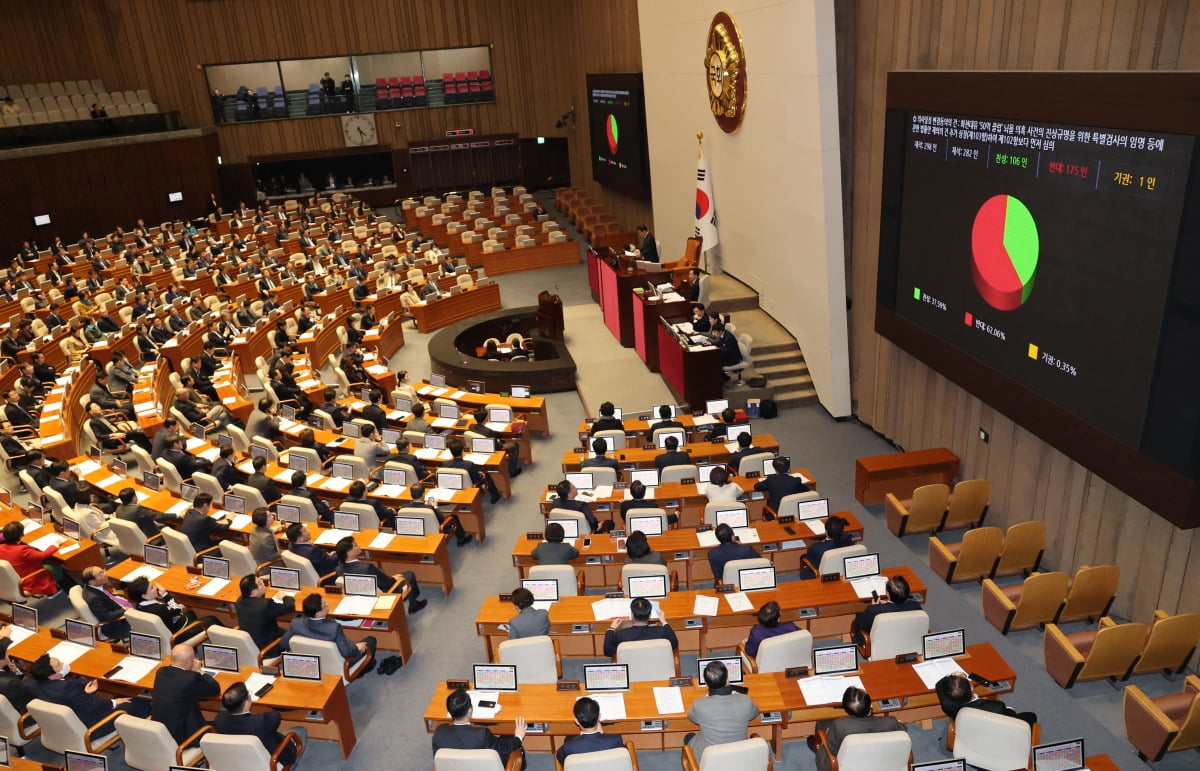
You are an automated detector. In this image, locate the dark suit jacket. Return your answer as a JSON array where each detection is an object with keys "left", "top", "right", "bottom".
[
  {"left": 639, "top": 232, "right": 659, "bottom": 262},
  {"left": 33, "top": 676, "right": 120, "bottom": 728},
  {"left": 212, "top": 458, "right": 237, "bottom": 490},
  {"left": 48, "top": 476, "right": 79, "bottom": 507},
  {"left": 580, "top": 456, "right": 619, "bottom": 471},
  {"left": 589, "top": 417, "right": 624, "bottom": 435},
  {"left": 603, "top": 622, "right": 678, "bottom": 658},
  {"left": 181, "top": 508, "right": 222, "bottom": 553},
  {"left": 288, "top": 543, "right": 338, "bottom": 577},
  {"left": 4, "top": 402, "right": 35, "bottom": 427},
  {"left": 556, "top": 732, "right": 624, "bottom": 763},
  {"left": 431, "top": 723, "right": 522, "bottom": 759},
  {"left": 803, "top": 535, "right": 855, "bottom": 574},
  {"left": 754, "top": 474, "right": 810, "bottom": 515},
  {"left": 152, "top": 666, "right": 220, "bottom": 743},
  {"left": 291, "top": 486, "right": 334, "bottom": 523},
  {"left": 383, "top": 451, "right": 426, "bottom": 480},
  {"left": 214, "top": 709, "right": 297, "bottom": 764},
  {"left": 852, "top": 598, "right": 924, "bottom": 643},
  {"left": 708, "top": 542, "right": 759, "bottom": 582},
  {"left": 247, "top": 472, "right": 282, "bottom": 504},
  {"left": 116, "top": 502, "right": 172, "bottom": 537},
  {"left": 235, "top": 595, "right": 294, "bottom": 649},
  {"left": 362, "top": 404, "right": 387, "bottom": 430},
  {"left": 654, "top": 450, "right": 691, "bottom": 472},
  {"left": 814, "top": 714, "right": 904, "bottom": 771},
  {"left": 83, "top": 584, "right": 130, "bottom": 640},
  {"left": 0, "top": 669, "right": 36, "bottom": 713}
]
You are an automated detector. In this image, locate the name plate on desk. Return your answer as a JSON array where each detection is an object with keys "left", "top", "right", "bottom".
[
  {"left": 446, "top": 679, "right": 470, "bottom": 690},
  {"left": 744, "top": 471, "right": 760, "bottom": 478},
  {"left": 525, "top": 532, "right": 543, "bottom": 540},
  {"left": 715, "top": 584, "right": 735, "bottom": 593},
  {"left": 684, "top": 617, "right": 703, "bottom": 629},
  {"left": 672, "top": 552, "right": 690, "bottom": 561},
  {"left": 572, "top": 448, "right": 586, "bottom": 454},
  {"left": 669, "top": 676, "right": 694, "bottom": 687},
  {"left": 604, "top": 591, "right": 624, "bottom": 599},
  {"left": 696, "top": 524, "right": 713, "bottom": 533},
  {"left": 585, "top": 556, "right": 602, "bottom": 565},
  {"left": 778, "top": 515, "right": 796, "bottom": 524},
  {"left": 498, "top": 594, "right": 513, "bottom": 603},
  {"left": 821, "top": 573, "right": 841, "bottom": 583},
  {"left": 526, "top": 722, "right": 548, "bottom": 734},
  {"left": 680, "top": 478, "right": 695, "bottom": 485},
  {"left": 762, "top": 543, "right": 778, "bottom": 553},
  {"left": 785, "top": 666, "right": 809, "bottom": 678},
  {"left": 610, "top": 530, "right": 627, "bottom": 538},
  {"left": 895, "top": 652, "right": 919, "bottom": 664},
  {"left": 556, "top": 680, "right": 581, "bottom": 691}
]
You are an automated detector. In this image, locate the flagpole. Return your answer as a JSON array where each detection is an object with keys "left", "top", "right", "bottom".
[{"left": 697, "top": 132, "right": 707, "bottom": 273}]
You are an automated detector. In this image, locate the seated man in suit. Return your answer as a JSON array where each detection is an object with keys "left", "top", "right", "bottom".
[
  {"left": 319, "top": 387, "right": 350, "bottom": 429},
  {"left": 654, "top": 435, "right": 690, "bottom": 472},
  {"left": 800, "top": 516, "right": 854, "bottom": 579},
  {"left": 246, "top": 455, "right": 282, "bottom": 504},
  {"left": 285, "top": 523, "right": 338, "bottom": 578},
  {"left": 506, "top": 587, "right": 549, "bottom": 640},
  {"left": 151, "top": 643, "right": 221, "bottom": 744},
  {"left": 353, "top": 425, "right": 390, "bottom": 466},
  {"left": 289, "top": 470, "right": 334, "bottom": 524},
  {"left": 556, "top": 697, "right": 624, "bottom": 764},
  {"left": 384, "top": 437, "right": 427, "bottom": 480},
  {"left": 602, "top": 597, "right": 678, "bottom": 658},
  {"left": 334, "top": 536, "right": 426, "bottom": 614},
  {"left": 851, "top": 575, "right": 923, "bottom": 646},
  {"left": 685, "top": 660, "right": 758, "bottom": 761},
  {"left": 445, "top": 438, "right": 500, "bottom": 505},
  {"left": 181, "top": 493, "right": 231, "bottom": 554},
  {"left": 935, "top": 672, "right": 1037, "bottom": 726},
  {"left": 211, "top": 446, "right": 238, "bottom": 490},
  {"left": 282, "top": 592, "right": 378, "bottom": 666},
  {"left": 161, "top": 432, "right": 213, "bottom": 479},
  {"left": 86, "top": 401, "right": 153, "bottom": 451},
  {"left": 406, "top": 482, "right": 472, "bottom": 547},
  {"left": 235, "top": 574, "right": 295, "bottom": 651},
  {"left": 551, "top": 478, "right": 605, "bottom": 533},
  {"left": 246, "top": 397, "right": 283, "bottom": 443},
  {"left": 361, "top": 388, "right": 388, "bottom": 430},
  {"left": 708, "top": 523, "right": 760, "bottom": 583},
  {"left": 530, "top": 522, "right": 578, "bottom": 565},
  {"left": 115, "top": 487, "right": 177, "bottom": 536},
  {"left": 432, "top": 688, "right": 526, "bottom": 768},
  {"left": 754, "top": 456, "right": 810, "bottom": 519},
  {"left": 81, "top": 566, "right": 133, "bottom": 640},
  {"left": 214, "top": 681, "right": 306, "bottom": 766},
  {"left": 345, "top": 479, "right": 394, "bottom": 528},
  {"left": 588, "top": 401, "right": 624, "bottom": 435},
  {"left": 468, "top": 408, "right": 522, "bottom": 477},
  {"left": 580, "top": 437, "right": 619, "bottom": 471},
  {"left": 811, "top": 686, "right": 903, "bottom": 769},
  {"left": 30, "top": 653, "right": 151, "bottom": 731},
  {"left": 653, "top": 404, "right": 684, "bottom": 432},
  {"left": 727, "top": 432, "right": 766, "bottom": 474}
]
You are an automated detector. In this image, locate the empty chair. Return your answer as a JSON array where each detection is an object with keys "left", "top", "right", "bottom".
[
  {"left": 818, "top": 730, "right": 911, "bottom": 771},
  {"left": 615, "top": 639, "right": 678, "bottom": 681},
  {"left": 721, "top": 557, "right": 773, "bottom": 588},
  {"left": 434, "top": 748, "right": 522, "bottom": 771},
  {"left": 201, "top": 731, "right": 304, "bottom": 771},
  {"left": 884, "top": 483, "right": 950, "bottom": 537},
  {"left": 949, "top": 709, "right": 1035, "bottom": 771},
  {"left": 527, "top": 564, "right": 582, "bottom": 596},
  {"left": 982, "top": 571, "right": 1069, "bottom": 635},
  {"left": 1129, "top": 611, "right": 1200, "bottom": 677},
  {"left": 928, "top": 526, "right": 1003, "bottom": 584},
  {"left": 109, "top": 517, "right": 153, "bottom": 559},
  {"left": 1123, "top": 674, "right": 1200, "bottom": 761},
  {"left": 942, "top": 479, "right": 990, "bottom": 531},
  {"left": 496, "top": 635, "right": 561, "bottom": 684},
  {"left": 27, "top": 697, "right": 122, "bottom": 756},
  {"left": 208, "top": 625, "right": 282, "bottom": 667},
  {"left": 857, "top": 609, "right": 929, "bottom": 661},
  {"left": 115, "top": 713, "right": 206, "bottom": 771},
  {"left": 992, "top": 520, "right": 1046, "bottom": 578},
  {"left": 1044, "top": 618, "right": 1149, "bottom": 688},
  {"left": 1056, "top": 564, "right": 1120, "bottom": 624},
  {"left": 739, "top": 629, "right": 813, "bottom": 674},
  {"left": 288, "top": 635, "right": 373, "bottom": 684},
  {"left": 593, "top": 429, "right": 627, "bottom": 450},
  {"left": 660, "top": 464, "right": 699, "bottom": 485},
  {"left": 682, "top": 735, "right": 772, "bottom": 771}
]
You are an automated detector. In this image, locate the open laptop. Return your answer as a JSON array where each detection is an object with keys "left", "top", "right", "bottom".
[
  {"left": 584, "top": 663, "right": 630, "bottom": 691},
  {"left": 629, "top": 468, "right": 659, "bottom": 488},
  {"left": 697, "top": 656, "right": 744, "bottom": 684},
  {"left": 511, "top": 385, "right": 530, "bottom": 398},
  {"left": 64, "top": 750, "right": 107, "bottom": 771},
  {"left": 128, "top": 632, "right": 163, "bottom": 662},
  {"left": 331, "top": 461, "right": 355, "bottom": 480},
  {"left": 393, "top": 515, "right": 426, "bottom": 537},
  {"left": 436, "top": 471, "right": 464, "bottom": 491},
  {"left": 565, "top": 472, "right": 594, "bottom": 492},
  {"left": 1032, "top": 739, "right": 1087, "bottom": 771},
  {"left": 546, "top": 518, "right": 580, "bottom": 540},
  {"left": 201, "top": 555, "right": 230, "bottom": 580},
  {"left": 472, "top": 663, "right": 518, "bottom": 692},
  {"left": 520, "top": 578, "right": 558, "bottom": 611},
  {"left": 627, "top": 514, "right": 664, "bottom": 536},
  {"left": 222, "top": 493, "right": 246, "bottom": 514},
  {"left": 912, "top": 762, "right": 966, "bottom": 771},
  {"left": 713, "top": 508, "right": 748, "bottom": 529},
  {"left": 923, "top": 629, "right": 966, "bottom": 661},
  {"left": 143, "top": 543, "right": 169, "bottom": 568},
  {"left": 276, "top": 503, "right": 301, "bottom": 524},
  {"left": 201, "top": 644, "right": 239, "bottom": 674},
  {"left": 655, "top": 429, "right": 686, "bottom": 449},
  {"left": 268, "top": 566, "right": 301, "bottom": 593},
  {"left": 706, "top": 398, "right": 729, "bottom": 415},
  {"left": 65, "top": 619, "right": 96, "bottom": 648},
  {"left": 281, "top": 652, "right": 322, "bottom": 681},
  {"left": 627, "top": 573, "right": 668, "bottom": 600},
  {"left": 738, "top": 565, "right": 777, "bottom": 592},
  {"left": 333, "top": 511, "right": 361, "bottom": 532},
  {"left": 813, "top": 644, "right": 859, "bottom": 675}
]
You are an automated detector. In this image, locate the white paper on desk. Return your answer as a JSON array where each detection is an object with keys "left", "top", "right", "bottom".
[
  {"left": 271, "top": 469, "right": 294, "bottom": 483},
  {"left": 466, "top": 691, "right": 502, "bottom": 719},
  {"left": 798, "top": 675, "right": 865, "bottom": 706},
  {"left": 335, "top": 595, "right": 376, "bottom": 617},
  {"left": 912, "top": 658, "right": 966, "bottom": 690},
  {"left": 692, "top": 415, "right": 717, "bottom": 426},
  {"left": 29, "top": 533, "right": 67, "bottom": 551},
  {"left": 7, "top": 625, "right": 34, "bottom": 644},
  {"left": 417, "top": 386, "right": 436, "bottom": 396},
  {"left": 221, "top": 396, "right": 237, "bottom": 405},
  {"left": 110, "top": 656, "right": 159, "bottom": 683},
  {"left": 724, "top": 442, "right": 739, "bottom": 453},
  {"left": 246, "top": 672, "right": 277, "bottom": 701},
  {"left": 414, "top": 447, "right": 445, "bottom": 461},
  {"left": 850, "top": 576, "right": 889, "bottom": 599},
  {"left": 592, "top": 485, "right": 614, "bottom": 499},
  {"left": 298, "top": 379, "right": 322, "bottom": 389},
  {"left": 134, "top": 491, "right": 150, "bottom": 503},
  {"left": 318, "top": 477, "right": 352, "bottom": 492},
  {"left": 449, "top": 390, "right": 467, "bottom": 399},
  {"left": 375, "top": 594, "right": 397, "bottom": 611},
  {"left": 315, "top": 528, "right": 353, "bottom": 546},
  {"left": 97, "top": 474, "right": 123, "bottom": 490},
  {"left": 366, "top": 365, "right": 388, "bottom": 375},
  {"left": 622, "top": 486, "right": 656, "bottom": 500},
  {"left": 485, "top": 422, "right": 509, "bottom": 433},
  {"left": 348, "top": 400, "right": 368, "bottom": 410},
  {"left": 121, "top": 565, "right": 165, "bottom": 584},
  {"left": 20, "top": 519, "right": 41, "bottom": 534},
  {"left": 42, "top": 433, "right": 65, "bottom": 443},
  {"left": 57, "top": 541, "right": 80, "bottom": 555},
  {"left": 73, "top": 460, "right": 103, "bottom": 477},
  {"left": 280, "top": 418, "right": 302, "bottom": 433},
  {"left": 197, "top": 446, "right": 221, "bottom": 462},
  {"left": 693, "top": 595, "right": 719, "bottom": 616},
  {"left": 695, "top": 530, "right": 720, "bottom": 548},
  {"left": 387, "top": 409, "right": 410, "bottom": 420},
  {"left": 793, "top": 472, "right": 813, "bottom": 485},
  {"left": 733, "top": 527, "right": 760, "bottom": 544},
  {"left": 724, "top": 592, "right": 754, "bottom": 613},
  {"left": 661, "top": 292, "right": 686, "bottom": 303},
  {"left": 236, "top": 460, "right": 255, "bottom": 474},
  {"left": 588, "top": 693, "right": 627, "bottom": 721},
  {"left": 675, "top": 322, "right": 695, "bottom": 334},
  {"left": 463, "top": 452, "right": 492, "bottom": 466},
  {"left": 229, "top": 514, "right": 252, "bottom": 531},
  {"left": 373, "top": 484, "right": 406, "bottom": 499},
  {"left": 369, "top": 532, "right": 395, "bottom": 549},
  {"left": 185, "top": 438, "right": 206, "bottom": 451},
  {"left": 805, "top": 518, "right": 826, "bottom": 536},
  {"left": 48, "top": 640, "right": 92, "bottom": 664},
  {"left": 653, "top": 686, "right": 686, "bottom": 715},
  {"left": 197, "top": 578, "right": 230, "bottom": 596},
  {"left": 432, "top": 417, "right": 459, "bottom": 429},
  {"left": 426, "top": 488, "right": 456, "bottom": 503}
]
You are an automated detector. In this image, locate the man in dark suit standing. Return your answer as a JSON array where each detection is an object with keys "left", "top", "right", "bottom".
[
  {"left": 214, "top": 681, "right": 305, "bottom": 766},
  {"left": 234, "top": 574, "right": 294, "bottom": 650},
  {"left": 152, "top": 644, "right": 220, "bottom": 744},
  {"left": 81, "top": 566, "right": 132, "bottom": 640},
  {"left": 30, "top": 654, "right": 151, "bottom": 729},
  {"left": 432, "top": 689, "right": 525, "bottom": 767},
  {"left": 635, "top": 225, "right": 659, "bottom": 262},
  {"left": 811, "top": 687, "right": 903, "bottom": 771}
]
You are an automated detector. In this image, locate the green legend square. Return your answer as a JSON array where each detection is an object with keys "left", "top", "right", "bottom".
[{"left": 913, "top": 286, "right": 921, "bottom": 300}]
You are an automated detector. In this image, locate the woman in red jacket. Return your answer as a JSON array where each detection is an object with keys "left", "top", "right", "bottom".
[{"left": 0, "top": 521, "right": 60, "bottom": 596}]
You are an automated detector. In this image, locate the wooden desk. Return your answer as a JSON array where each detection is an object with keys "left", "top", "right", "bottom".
[
  {"left": 633, "top": 291, "right": 690, "bottom": 372},
  {"left": 424, "top": 642, "right": 1011, "bottom": 757},
  {"left": 594, "top": 248, "right": 669, "bottom": 347},
  {"left": 511, "top": 515, "right": 863, "bottom": 588},
  {"left": 410, "top": 283, "right": 502, "bottom": 334},
  {"left": 480, "top": 239, "right": 579, "bottom": 276},
  {"left": 415, "top": 381, "right": 551, "bottom": 438},
  {"left": 575, "top": 412, "right": 749, "bottom": 446},
  {"left": 854, "top": 448, "right": 961, "bottom": 505},
  {"left": 0, "top": 502, "right": 104, "bottom": 573},
  {"left": 474, "top": 566, "right": 926, "bottom": 659},
  {"left": 658, "top": 321, "right": 723, "bottom": 410},
  {"left": 559, "top": 435, "right": 782, "bottom": 474}
]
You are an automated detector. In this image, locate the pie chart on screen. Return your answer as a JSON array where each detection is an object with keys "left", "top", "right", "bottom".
[{"left": 971, "top": 194, "right": 1039, "bottom": 311}]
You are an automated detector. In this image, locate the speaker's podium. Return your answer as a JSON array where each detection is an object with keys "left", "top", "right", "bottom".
[
  {"left": 588, "top": 246, "right": 670, "bottom": 346},
  {"left": 537, "top": 289, "right": 564, "bottom": 340}
]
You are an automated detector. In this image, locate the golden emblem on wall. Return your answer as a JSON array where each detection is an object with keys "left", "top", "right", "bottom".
[{"left": 705, "top": 11, "right": 746, "bottom": 133}]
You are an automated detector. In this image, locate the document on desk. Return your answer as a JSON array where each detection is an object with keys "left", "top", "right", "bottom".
[
  {"left": 692, "top": 415, "right": 717, "bottom": 426},
  {"left": 110, "top": 656, "right": 159, "bottom": 683},
  {"left": 912, "top": 658, "right": 966, "bottom": 690},
  {"left": 198, "top": 446, "right": 221, "bottom": 461},
  {"left": 415, "top": 448, "right": 450, "bottom": 461},
  {"left": 733, "top": 527, "right": 760, "bottom": 544},
  {"left": 73, "top": 460, "right": 103, "bottom": 477},
  {"left": 464, "top": 453, "right": 492, "bottom": 466},
  {"left": 466, "top": 691, "right": 502, "bottom": 719},
  {"left": 335, "top": 595, "right": 377, "bottom": 617},
  {"left": 805, "top": 518, "right": 826, "bottom": 536},
  {"left": 592, "top": 598, "right": 661, "bottom": 621},
  {"left": 28, "top": 533, "right": 67, "bottom": 551},
  {"left": 793, "top": 472, "right": 814, "bottom": 485},
  {"left": 369, "top": 532, "right": 395, "bottom": 549},
  {"left": 20, "top": 519, "right": 41, "bottom": 534},
  {"left": 449, "top": 390, "right": 467, "bottom": 400},
  {"left": 723, "top": 441, "right": 739, "bottom": 454},
  {"left": 97, "top": 474, "right": 124, "bottom": 489},
  {"left": 693, "top": 595, "right": 719, "bottom": 616},
  {"left": 198, "top": 578, "right": 230, "bottom": 596},
  {"left": 653, "top": 686, "right": 686, "bottom": 715},
  {"left": 373, "top": 484, "right": 406, "bottom": 499},
  {"left": 426, "top": 488, "right": 457, "bottom": 503},
  {"left": 695, "top": 530, "right": 720, "bottom": 548},
  {"left": 7, "top": 625, "right": 34, "bottom": 644},
  {"left": 246, "top": 672, "right": 277, "bottom": 702},
  {"left": 850, "top": 576, "right": 889, "bottom": 599},
  {"left": 798, "top": 675, "right": 865, "bottom": 706},
  {"left": 318, "top": 477, "right": 353, "bottom": 492},
  {"left": 48, "top": 640, "right": 92, "bottom": 665},
  {"left": 315, "top": 528, "right": 354, "bottom": 546},
  {"left": 121, "top": 565, "right": 165, "bottom": 584},
  {"left": 588, "top": 693, "right": 627, "bottom": 721},
  {"left": 432, "top": 417, "right": 459, "bottom": 429},
  {"left": 622, "top": 486, "right": 656, "bottom": 500},
  {"left": 229, "top": 514, "right": 252, "bottom": 531},
  {"left": 724, "top": 592, "right": 754, "bottom": 613},
  {"left": 592, "top": 485, "right": 614, "bottom": 499}
]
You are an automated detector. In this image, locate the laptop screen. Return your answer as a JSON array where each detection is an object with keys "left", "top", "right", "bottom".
[
  {"left": 697, "top": 656, "right": 744, "bottom": 684},
  {"left": 725, "top": 424, "right": 751, "bottom": 443},
  {"left": 202, "top": 556, "right": 230, "bottom": 580},
  {"left": 520, "top": 579, "right": 559, "bottom": 602},
  {"left": 511, "top": 385, "right": 530, "bottom": 398},
  {"left": 706, "top": 398, "right": 729, "bottom": 414},
  {"left": 565, "top": 472, "right": 594, "bottom": 491},
  {"left": 276, "top": 504, "right": 300, "bottom": 523},
  {"left": 627, "top": 514, "right": 664, "bottom": 536},
  {"left": 280, "top": 405, "right": 297, "bottom": 421},
  {"left": 281, "top": 652, "right": 322, "bottom": 681},
  {"left": 430, "top": 374, "right": 446, "bottom": 387},
  {"left": 469, "top": 437, "right": 494, "bottom": 454},
  {"left": 844, "top": 553, "right": 880, "bottom": 580},
  {"left": 334, "top": 511, "right": 361, "bottom": 532},
  {"left": 268, "top": 567, "right": 301, "bottom": 591},
  {"left": 651, "top": 404, "right": 677, "bottom": 418},
  {"left": 436, "top": 471, "right": 463, "bottom": 491},
  {"left": 201, "top": 644, "right": 239, "bottom": 673},
  {"left": 62, "top": 517, "right": 81, "bottom": 540},
  {"left": 394, "top": 397, "right": 412, "bottom": 412},
  {"left": 627, "top": 574, "right": 667, "bottom": 599},
  {"left": 380, "top": 467, "right": 407, "bottom": 487},
  {"left": 424, "top": 433, "right": 447, "bottom": 450},
  {"left": 763, "top": 456, "right": 789, "bottom": 475},
  {"left": 181, "top": 483, "right": 198, "bottom": 502},
  {"left": 739, "top": 566, "right": 777, "bottom": 592},
  {"left": 331, "top": 461, "right": 354, "bottom": 480},
  {"left": 288, "top": 454, "right": 308, "bottom": 472},
  {"left": 584, "top": 664, "right": 630, "bottom": 691},
  {"left": 629, "top": 468, "right": 659, "bottom": 488},
  {"left": 64, "top": 750, "right": 107, "bottom": 771},
  {"left": 488, "top": 407, "right": 512, "bottom": 424},
  {"left": 655, "top": 429, "right": 686, "bottom": 449},
  {"left": 143, "top": 544, "right": 169, "bottom": 568},
  {"left": 190, "top": 422, "right": 207, "bottom": 442},
  {"left": 217, "top": 433, "right": 233, "bottom": 449},
  {"left": 813, "top": 645, "right": 859, "bottom": 675},
  {"left": 65, "top": 619, "right": 95, "bottom": 648},
  {"left": 912, "top": 762, "right": 966, "bottom": 771},
  {"left": 438, "top": 404, "right": 459, "bottom": 419},
  {"left": 923, "top": 629, "right": 966, "bottom": 660},
  {"left": 696, "top": 463, "right": 720, "bottom": 483},
  {"left": 393, "top": 516, "right": 425, "bottom": 537},
  {"left": 714, "top": 508, "right": 748, "bottom": 528},
  {"left": 1033, "top": 739, "right": 1086, "bottom": 771},
  {"left": 129, "top": 632, "right": 162, "bottom": 661},
  {"left": 343, "top": 573, "right": 378, "bottom": 597},
  {"left": 12, "top": 603, "right": 37, "bottom": 631},
  {"left": 546, "top": 518, "right": 579, "bottom": 539},
  {"left": 341, "top": 422, "right": 361, "bottom": 438},
  {"left": 250, "top": 444, "right": 269, "bottom": 460},
  {"left": 381, "top": 428, "right": 401, "bottom": 445},
  {"left": 0, "top": 735, "right": 8, "bottom": 767},
  {"left": 142, "top": 471, "right": 161, "bottom": 492},
  {"left": 222, "top": 494, "right": 245, "bottom": 514},
  {"left": 793, "top": 498, "right": 829, "bottom": 521},
  {"left": 472, "top": 663, "right": 518, "bottom": 692}
]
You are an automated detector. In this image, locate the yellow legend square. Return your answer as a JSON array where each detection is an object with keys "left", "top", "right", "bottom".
[{"left": 1027, "top": 343, "right": 1038, "bottom": 359}]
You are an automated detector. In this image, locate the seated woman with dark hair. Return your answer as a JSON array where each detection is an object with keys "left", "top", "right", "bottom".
[
  {"left": 623, "top": 530, "right": 666, "bottom": 566},
  {"left": 125, "top": 575, "right": 211, "bottom": 633},
  {"left": 296, "top": 426, "right": 331, "bottom": 463},
  {"left": 743, "top": 600, "right": 800, "bottom": 659},
  {"left": 0, "top": 520, "right": 61, "bottom": 595}
]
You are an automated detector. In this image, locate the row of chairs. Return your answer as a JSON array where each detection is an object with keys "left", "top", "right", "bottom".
[
  {"left": 885, "top": 480, "right": 991, "bottom": 537},
  {"left": 2, "top": 80, "right": 107, "bottom": 99},
  {"left": 436, "top": 737, "right": 771, "bottom": 771},
  {"left": 375, "top": 82, "right": 428, "bottom": 109},
  {"left": 1043, "top": 611, "right": 1200, "bottom": 688},
  {"left": 9, "top": 90, "right": 154, "bottom": 114},
  {"left": 982, "top": 565, "right": 1120, "bottom": 634},
  {"left": 928, "top": 521, "right": 1044, "bottom": 583},
  {"left": 1, "top": 101, "right": 157, "bottom": 127},
  {"left": 441, "top": 70, "right": 493, "bottom": 105}
]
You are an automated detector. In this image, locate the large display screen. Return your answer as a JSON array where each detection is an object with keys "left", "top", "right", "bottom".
[
  {"left": 892, "top": 111, "right": 1193, "bottom": 447},
  {"left": 586, "top": 73, "right": 650, "bottom": 199}
]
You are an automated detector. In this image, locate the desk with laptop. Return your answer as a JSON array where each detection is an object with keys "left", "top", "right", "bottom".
[
  {"left": 575, "top": 400, "right": 745, "bottom": 444},
  {"left": 560, "top": 430, "right": 782, "bottom": 475},
  {"left": 911, "top": 740, "right": 1116, "bottom": 771}
]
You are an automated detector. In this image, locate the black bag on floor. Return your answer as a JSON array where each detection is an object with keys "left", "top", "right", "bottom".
[
  {"left": 747, "top": 375, "right": 767, "bottom": 388},
  {"left": 760, "top": 398, "right": 778, "bottom": 418}
]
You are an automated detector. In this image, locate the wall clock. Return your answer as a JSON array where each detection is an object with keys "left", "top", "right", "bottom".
[
  {"left": 341, "top": 114, "right": 378, "bottom": 147},
  {"left": 705, "top": 11, "right": 747, "bottom": 133}
]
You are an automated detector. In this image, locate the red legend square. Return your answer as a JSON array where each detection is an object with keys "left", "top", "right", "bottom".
[{"left": 964, "top": 312, "right": 973, "bottom": 326}]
